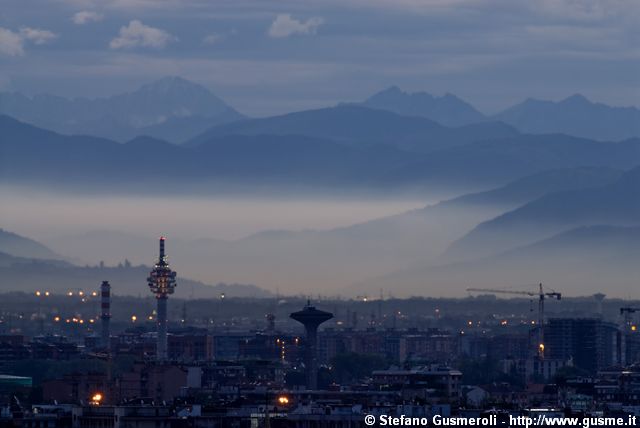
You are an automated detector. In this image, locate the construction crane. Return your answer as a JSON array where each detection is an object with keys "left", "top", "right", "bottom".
[
  {"left": 466, "top": 283, "right": 561, "bottom": 358},
  {"left": 619, "top": 307, "right": 640, "bottom": 366},
  {"left": 620, "top": 307, "right": 640, "bottom": 326}
]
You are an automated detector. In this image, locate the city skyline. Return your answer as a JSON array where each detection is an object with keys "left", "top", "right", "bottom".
[{"left": 2, "top": 0, "right": 640, "bottom": 423}]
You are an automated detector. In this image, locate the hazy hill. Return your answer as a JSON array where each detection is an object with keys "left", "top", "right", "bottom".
[
  {"left": 4, "top": 114, "right": 640, "bottom": 194},
  {"left": 186, "top": 105, "right": 518, "bottom": 154},
  {"left": 445, "top": 167, "right": 640, "bottom": 261},
  {"left": 0, "top": 115, "right": 424, "bottom": 190},
  {"left": 494, "top": 94, "right": 640, "bottom": 141},
  {"left": 444, "top": 166, "right": 622, "bottom": 208},
  {"left": 0, "top": 77, "right": 244, "bottom": 143},
  {"left": 0, "top": 115, "right": 189, "bottom": 185},
  {"left": 0, "top": 230, "right": 269, "bottom": 298},
  {"left": 371, "top": 225, "right": 640, "bottom": 297},
  {"left": 0, "top": 258, "right": 270, "bottom": 298},
  {"left": 40, "top": 167, "right": 624, "bottom": 296},
  {"left": 499, "top": 225, "right": 640, "bottom": 262},
  {"left": 191, "top": 134, "right": 419, "bottom": 183},
  {"left": 211, "top": 166, "right": 625, "bottom": 294},
  {"left": 359, "top": 86, "right": 486, "bottom": 126},
  {"left": 389, "top": 134, "right": 640, "bottom": 187},
  {"left": 0, "top": 229, "right": 63, "bottom": 260}
]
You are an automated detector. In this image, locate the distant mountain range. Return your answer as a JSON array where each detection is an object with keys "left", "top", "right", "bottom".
[
  {"left": 0, "top": 114, "right": 426, "bottom": 191},
  {"left": 0, "top": 77, "right": 244, "bottom": 143},
  {"left": 445, "top": 166, "right": 640, "bottom": 262},
  {"left": 358, "top": 86, "right": 486, "bottom": 127},
  {"left": 3, "top": 111, "right": 640, "bottom": 194},
  {"left": 186, "top": 104, "right": 518, "bottom": 154},
  {"left": 358, "top": 87, "right": 640, "bottom": 142},
  {"left": 386, "top": 134, "right": 640, "bottom": 188},
  {"left": 2, "top": 77, "right": 640, "bottom": 297},
  {"left": 1, "top": 77, "right": 638, "bottom": 145},
  {"left": 494, "top": 95, "right": 640, "bottom": 142}
]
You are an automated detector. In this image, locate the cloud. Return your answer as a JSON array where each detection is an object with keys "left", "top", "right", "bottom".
[
  {"left": 0, "top": 27, "right": 24, "bottom": 56},
  {"left": 267, "top": 14, "right": 324, "bottom": 38},
  {"left": 109, "top": 20, "right": 175, "bottom": 49},
  {"left": 0, "top": 26, "right": 57, "bottom": 56},
  {"left": 72, "top": 11, "right": 104, "bottom": 25},
  {"left": 19, "top": 27, "right": 58, "bottom": 45},
  {"left": 202, "top": 33, "right": 222, "bottom": 45}
]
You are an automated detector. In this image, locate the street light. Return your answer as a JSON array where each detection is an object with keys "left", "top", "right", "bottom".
[
  {"left": 34, "top": 290, "right": 50, "bottom": 334},
  {"left": 90, "top": 393, "right": 103, "bottom": 405}
]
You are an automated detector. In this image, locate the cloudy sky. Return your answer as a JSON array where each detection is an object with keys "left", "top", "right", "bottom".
[{"left": 1, "top": 0, "right": 638, "bottom": 116}]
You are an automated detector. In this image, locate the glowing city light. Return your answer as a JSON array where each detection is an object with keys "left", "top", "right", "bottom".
[
  {"left": 90, "top": 393, "right": 103, "bottom": 405},
  {"left": 277, "top": 395, "right": 289, "bottom": 405}
]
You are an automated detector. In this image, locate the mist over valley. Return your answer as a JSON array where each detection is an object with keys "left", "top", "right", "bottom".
[{"left": 1, "top": 76, "right": 640, "bottom": 298}]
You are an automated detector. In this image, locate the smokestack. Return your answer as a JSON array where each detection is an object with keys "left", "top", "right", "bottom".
[{"left": 100, "top": 281, "right": 111, "bottom": 351}]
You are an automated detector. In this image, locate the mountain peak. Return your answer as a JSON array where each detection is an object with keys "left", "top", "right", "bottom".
[
  {"left": 137, "top": 76, "right": 210, "bottom": 95},
  {"left": 561, "top": 93, "right": 590, "bottom": 105},
  {"left": 379, "top": 85, "right": 403, "bottom": 95},
  {"left": 361, "top": 87, "right": 485, "bottom": 126},
  {"left": 0, "top": 77, "right": 241, "bottom": 143},
  {"left": 495, "top": 94, "right": 640, "bottom": 141}
]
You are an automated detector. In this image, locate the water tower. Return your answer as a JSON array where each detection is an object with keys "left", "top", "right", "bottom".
[{"left": 290, "top": 301, "right": 333, "bottom": 390}]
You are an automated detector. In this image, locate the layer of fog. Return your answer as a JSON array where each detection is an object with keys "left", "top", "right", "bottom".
[
  {"left": 0, "top": 187, "right": 426, "bottom": 242},
  {"left": 4, "top": 186, "right": 634, "bottom": 299},
  {"left": 2, "top": 186, "right": 515, "bottom": 297}
]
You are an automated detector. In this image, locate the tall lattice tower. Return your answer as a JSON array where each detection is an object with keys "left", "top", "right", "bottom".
[{"left": 147, "top": 237, "right": 177, "bottom": 360}]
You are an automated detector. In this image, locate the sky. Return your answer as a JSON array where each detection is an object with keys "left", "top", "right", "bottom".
[{"left": 1, "top": 0, "right": 638, "bottom": 116}]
